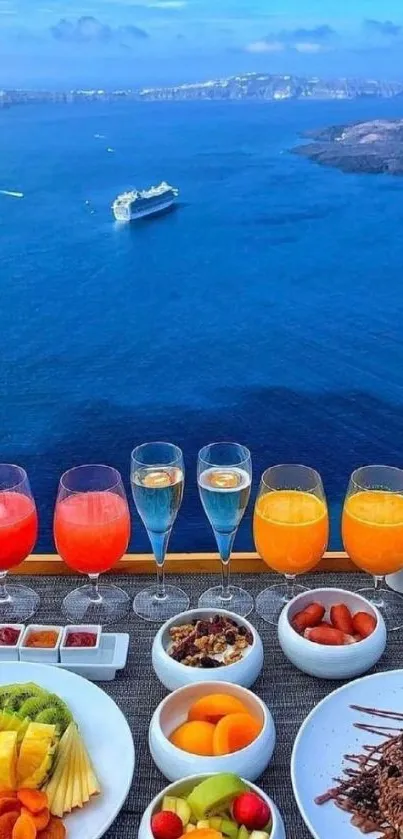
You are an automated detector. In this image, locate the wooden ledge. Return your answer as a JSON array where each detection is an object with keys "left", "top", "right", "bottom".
[{"left": 12, "top": 551, "right": 356, "bottom": 576}]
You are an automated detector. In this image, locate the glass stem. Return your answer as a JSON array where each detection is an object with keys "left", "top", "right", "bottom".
[
  {"left": 88, "top": 573, "right": 102, "bottom": 603},
  {"left": 149, "top": 530, "right": 171, "bottom": 601},
  {"left": 0, "top": 571, "right": 9, "bottom": 603},
  {"left": 372, "top": 574, "right": 385, "bottom": 608},
  {"left": 285, "top": 573, "right": 296, "bottom": 601},
  {"left": 221, "top": 561, "right": 231, "bottom": 601},
  {"left": 216, "top": 531, "right": 236, "bottom": 601}
]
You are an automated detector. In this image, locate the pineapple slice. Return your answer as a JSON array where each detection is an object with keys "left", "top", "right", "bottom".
[
  {"left": 17, "top": 722, "right": 57, "bottom": 788},
  {"left": 79, "top": 731, "right": 100, "bottom": 798},
  {"left": 0, "top": 730, "right": 17, "bottom": 790},
  {"left": 45, "top": 721, "right": 100, "bottom": 817},
  {"left": 71, "top": 738, "right": 82, "bottom": 810},
  {"left": 0, "top": 710, "right": 29, "bottom": 741},
  {"left": 45, "top": 722, "right": 74, "bottom": 811},
  {"left": 77, "top": 735, "right": 89, "bottom": 805}
]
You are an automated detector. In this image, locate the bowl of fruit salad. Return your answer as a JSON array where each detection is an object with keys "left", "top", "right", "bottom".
[
  {"left": 138, "top": 773, "right": 285, "bottom": 839},
  {"left": 149, "top": 682, "right": 275, "bottom": 783},
  {"left": 278, "top": 587, "right": 386, "bottom": 679},
  {"left": 152, "top": 610, "right": 264, "bottom": 692}
]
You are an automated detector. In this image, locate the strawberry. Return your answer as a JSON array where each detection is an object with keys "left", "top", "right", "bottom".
[
  {"left": 304, "top": 626, "right": 345, "bottom": 645},
  {"left": 330, "top": 603, "right": 354, "bottom": 634},
  {"left": 232, "top": 792, "right": 271, "bottom": 830},
  {"left": 352, "top": 611, "right": 377, "bottom": 639},
  {"left": 151, "top": 812, "right": 184, "bottom": 839},
  {"left": 292, "top": 603, "right": 325, "bottom": 633}
]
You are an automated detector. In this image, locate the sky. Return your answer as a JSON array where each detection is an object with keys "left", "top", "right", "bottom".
[{"left": 2, "top": 0, "right": 403, "bottom": 87}]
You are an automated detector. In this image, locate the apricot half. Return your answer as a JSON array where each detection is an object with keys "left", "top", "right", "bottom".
[
  {"left": 169, "top": 721, "right": 215, "bottom": 755},
  {"left": 212, "top": 713, "right": 262, "bottom": 756},
  {"left": 187, "top": 694, "right": 249, "bottom": 724}
]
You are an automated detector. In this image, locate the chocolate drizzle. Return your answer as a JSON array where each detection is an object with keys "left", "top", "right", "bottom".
[{"left": 315, "top": 705, "right": 403, "bottom": 836}]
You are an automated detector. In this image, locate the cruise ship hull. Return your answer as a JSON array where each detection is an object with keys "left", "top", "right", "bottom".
[{"left": 113, "top": 195, "right": 176, "bottom": 222}]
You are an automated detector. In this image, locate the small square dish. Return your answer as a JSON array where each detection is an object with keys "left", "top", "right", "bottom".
[
  {"left": 20, "top": 624, "right": 62, "bottom": 663},
  {"left": 60, "top": 625, "right": 101, "bottom": 663},
  {"left": 0, "top": 624, "right": 24, "bottom": 661}
]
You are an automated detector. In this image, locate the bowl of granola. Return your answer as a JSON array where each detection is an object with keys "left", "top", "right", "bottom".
[
  {"left": 152, "top": 609, "right": 264, "bottom": 691},
  {"left": 149, "top": 681, "right": 275, "bottom": 782}
]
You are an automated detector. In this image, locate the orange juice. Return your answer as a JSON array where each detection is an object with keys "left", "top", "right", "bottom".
[
  {"left": 253, "top": 490, "right": 328, "bottom": 574},
  {"left": 342, "top": 490, "right": 403, "bottom": 575}
]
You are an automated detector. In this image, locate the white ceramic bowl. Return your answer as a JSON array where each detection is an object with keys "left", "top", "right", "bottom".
[
  {"left": 138, "top": 774, "right": 285, "bottom": 839},
  {"left": 0, "top": 624, "right": 24, "bottom": 662},
  {"left": 60, "top": 625, "right": 101, "bottom": 663},
  {"left": 278, "top": 588, "right": 386, "bottom": 680},
  {"left": 19, "top": 625, "right": 63, "bottom": 664},
  {"left": 152, "top": 609, "right": 264, "bottom": 691},
  {"left": 149, "top": 680, "right": 275, "bottom": 783}
]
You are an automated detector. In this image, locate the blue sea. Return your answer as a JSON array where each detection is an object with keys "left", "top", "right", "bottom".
[{"left": 1, "top": 98, "right": 403, "bottom": 554}]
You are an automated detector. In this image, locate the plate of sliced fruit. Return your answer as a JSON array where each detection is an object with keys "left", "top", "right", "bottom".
[{"left": 0, "top": 662, "right": 135, "bottom": 839}]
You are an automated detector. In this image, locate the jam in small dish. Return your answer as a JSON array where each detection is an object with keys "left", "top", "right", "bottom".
[{"left": 0, "top": 625, "right": 23, "bottom": 647}]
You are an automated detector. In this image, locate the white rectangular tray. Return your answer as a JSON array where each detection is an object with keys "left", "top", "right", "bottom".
[{"left": 53, "top": 633, "right": 129, "bottom": 681}]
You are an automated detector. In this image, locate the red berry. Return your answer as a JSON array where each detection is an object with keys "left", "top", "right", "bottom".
[
  {"left": 151, "top": 812, "right": 183, "bottom": 839},
  {"left": 232, "top": 792, "right": 271, "bottom": 830}
]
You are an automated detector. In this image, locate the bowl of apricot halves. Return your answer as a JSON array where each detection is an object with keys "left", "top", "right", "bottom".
[{"left": 149, "top": 682, "right": 275, "bottom": 783}]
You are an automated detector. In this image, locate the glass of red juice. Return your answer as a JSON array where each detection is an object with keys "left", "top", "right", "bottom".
[
  {"left": 0, "top": 464, "right": 39, "bottom": 621},
  {"left": 54, "top": 464, "right": 131, "bottom": 624}
]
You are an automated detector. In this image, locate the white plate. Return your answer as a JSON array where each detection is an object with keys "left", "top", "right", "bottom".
[
  {"left": 291, "top": 669, "right": 403, "bottom": 839},
  {"left": 0, "top": 661, "right": 135, "bottom": 839}
]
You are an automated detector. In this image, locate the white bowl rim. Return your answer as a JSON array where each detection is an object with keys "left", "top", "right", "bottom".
[
  {"left": 143, "top": 773, "right": 280, "bottom": 834},
  {"left": 151, "top": 680, "right": 271, "bottom": 759},
  {"left": 154, "top": 608, "right": 260, "bottom": 672},
  {"left": 281, "top": 587, "right": 384, "bottom": 653}
]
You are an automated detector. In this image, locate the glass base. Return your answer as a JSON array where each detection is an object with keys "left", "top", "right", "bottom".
[
  {"left": 198, "top": 585, "right": 254, "bottom": 618},
  {"left": 0, "top": 584, "right": 40, "bottom": 622},
  {"left": 134, "top": 584, "right": 189, "bottom": 623},
  {"left": 357, "top": 586, "right": 403, "bottom": 632},
  {"left": 255, "top": 581, "right": 307, "bottom": 625},
  {"left": 62, "top": 583, "right": 130, "bottom": 625}
]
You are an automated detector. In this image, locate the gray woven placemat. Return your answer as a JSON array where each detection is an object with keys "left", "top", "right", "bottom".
[{"left": 17, "top": 571, "right": 401, "bottom": 838}]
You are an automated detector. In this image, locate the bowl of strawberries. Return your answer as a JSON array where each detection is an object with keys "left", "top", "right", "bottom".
[{"left": 277, "top": 588, "right": 387, "bottom": 679}]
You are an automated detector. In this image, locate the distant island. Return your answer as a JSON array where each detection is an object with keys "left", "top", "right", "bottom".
[
  {"left": 2, "top": 73, "right": 403, "bottom": 108},
  {"left": 292, "top": 120, "right": 403, "bottom": 175}
]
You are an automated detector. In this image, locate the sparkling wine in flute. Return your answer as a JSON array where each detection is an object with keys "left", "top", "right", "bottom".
[
  {"left": 131, "top": 466, "right": 184, "bottom": 533},
  {"left": 198, "top": 467, "right": 251, "bottom": 534}
]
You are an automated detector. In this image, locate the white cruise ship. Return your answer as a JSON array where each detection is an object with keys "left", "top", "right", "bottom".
[{"left": 112, "top": 181, "right": 179, "bottom": 221}]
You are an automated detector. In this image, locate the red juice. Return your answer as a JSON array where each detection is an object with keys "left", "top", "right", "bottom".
[
  {"left": 0, "top": 492, "right": 38, "bottom": 570},
  {"left": 54, "top": 491, "right": 130, "bottom": 574}
]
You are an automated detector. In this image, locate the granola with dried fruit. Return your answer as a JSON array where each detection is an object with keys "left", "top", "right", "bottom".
[{"left": 167, "top": 614, "right": 253, "bottom": 668}]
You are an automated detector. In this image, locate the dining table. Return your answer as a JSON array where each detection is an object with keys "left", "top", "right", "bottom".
[{"left": 15, "top": 560, "right": 402, "bottom": 839}]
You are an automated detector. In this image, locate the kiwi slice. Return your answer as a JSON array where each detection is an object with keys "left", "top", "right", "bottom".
[
  {"left": 17, "top": 695, "right": 54, "bottom": 720},
  {"left": 0, "top": 683, "right": 46, "bottom": 712},
  {"left": 36, "top": 706, "right": 72, "bottom": 735}
]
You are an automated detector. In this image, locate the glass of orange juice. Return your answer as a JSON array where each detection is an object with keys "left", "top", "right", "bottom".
[
  {"left": 254, "top": 464, "right": 329, "bottom": 624},
  {"left": 342, "top": 465, "right": 403, "bottom": 630}
]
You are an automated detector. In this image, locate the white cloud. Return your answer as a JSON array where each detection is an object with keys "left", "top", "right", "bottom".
[
  {"left": 246, "top": 39, "right": 284, "bottom": 54},
  {"left": 294, "top": 41, "right": 323, "bottom": 53}
]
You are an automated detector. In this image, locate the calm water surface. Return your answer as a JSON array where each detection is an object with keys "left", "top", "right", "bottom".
[{"left": 1, "top": 99, "right": 403, "bottom": 552}]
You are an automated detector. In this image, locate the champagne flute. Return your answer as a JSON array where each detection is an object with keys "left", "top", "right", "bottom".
[
  {"left": 197, "top": 442, "right": 253, "bottom": 617},
  {"left": 0, "top": 464, "right": 39, "bottom": 621},
  {"left": 342, "top": 465, "right": 403, "bottom": 630},
  {"left": 254, "top": 464, "right": 329, "bottom": 624},
  {"left": 54, "top": 464, "right": 131, "bottom": 624},
  {"left": 130, "top": 442, "right": 188, "bottom": 622}
]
